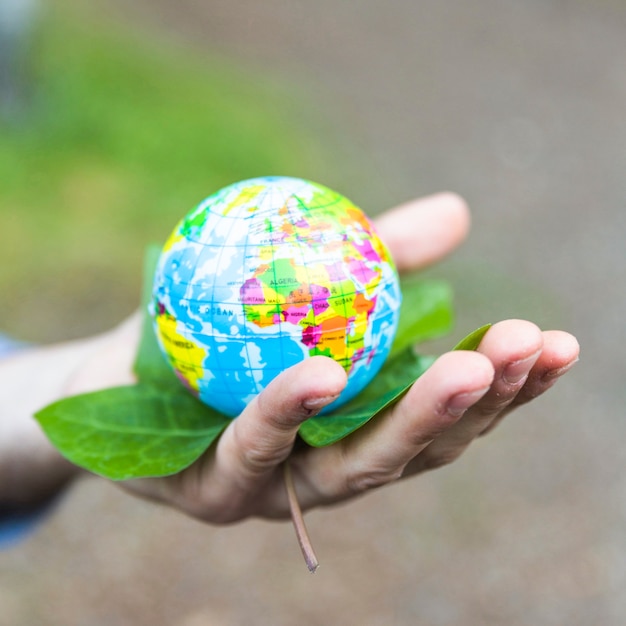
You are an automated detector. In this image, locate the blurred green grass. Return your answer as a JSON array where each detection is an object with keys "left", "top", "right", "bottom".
[{"left": 0, "top": 1, "right": 339, "bottom": 342}]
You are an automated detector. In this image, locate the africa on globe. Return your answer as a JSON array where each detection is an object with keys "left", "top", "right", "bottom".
[{"left": 150, "top": 176, "right": 402, "bottom": 417}]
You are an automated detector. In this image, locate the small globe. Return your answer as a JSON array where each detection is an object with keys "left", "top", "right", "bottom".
[{"left": 151, "top": 176, "right": 402, "bottom": 417}]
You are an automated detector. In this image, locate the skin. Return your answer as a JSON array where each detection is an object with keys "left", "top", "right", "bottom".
[{"left": 0, "top": 192, "right": 580, "bottom": 523}]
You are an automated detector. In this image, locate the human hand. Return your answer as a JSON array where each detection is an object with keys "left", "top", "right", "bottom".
[{"left": 85, "top": 193, "right": 576, "bottom": 523}]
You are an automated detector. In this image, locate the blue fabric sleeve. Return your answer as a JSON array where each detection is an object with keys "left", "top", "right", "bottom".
[
  {"left": 0, "top": 334, "right": 29, "bottom": 358},
  {"left": 0, "top": 333, "right": 50, "bottom": 548},
  {"left": 0, "top": 504, "right": 54, "bottom": 549}
]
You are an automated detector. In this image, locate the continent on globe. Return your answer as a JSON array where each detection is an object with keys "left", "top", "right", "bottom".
[{"left": 151, "top": 176, "right": 402, "bottom": 417}]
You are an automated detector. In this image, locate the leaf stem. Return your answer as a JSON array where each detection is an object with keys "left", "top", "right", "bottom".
[{"left": 283, "top": 461, "right": 319, "bottom": 573}]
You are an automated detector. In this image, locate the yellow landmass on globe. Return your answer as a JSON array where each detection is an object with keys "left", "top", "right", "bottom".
[{"left": 155, "top": 312, "right": 205, "bottom": 393}]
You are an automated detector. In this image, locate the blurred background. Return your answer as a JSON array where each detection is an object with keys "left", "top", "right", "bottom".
[{"left": 1, "top": 0, "right": 624, "bottom": 623}]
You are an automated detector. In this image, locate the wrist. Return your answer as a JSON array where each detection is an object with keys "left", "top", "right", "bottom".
[
  {"left": 0, "top": 315, "right": 140, "bottom": 508},
  {"left": 0, "top": 336, "right": 105, "bottom": 507}
]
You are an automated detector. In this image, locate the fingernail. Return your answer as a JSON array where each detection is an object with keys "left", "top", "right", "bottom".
[
  {"left": 302, "top": 394, "right": 339, "bottom": 415},
  {"left": 502, "top": 352, "right": 540, "bottom": 385},
  {"left": 541, "top": 357, "right": 580, "bottom": 382},
  {"left": 446, "top": 386, "right": 491, "bottom": 417}
]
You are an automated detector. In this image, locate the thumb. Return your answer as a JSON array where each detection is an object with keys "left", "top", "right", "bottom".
[{"left": 219, "top": 355, "right": 348, "bottom": 480}]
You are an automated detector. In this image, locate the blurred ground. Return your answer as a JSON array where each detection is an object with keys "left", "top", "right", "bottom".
[{"left": 2, "top": 0, "right": 626, "bottom": 624}]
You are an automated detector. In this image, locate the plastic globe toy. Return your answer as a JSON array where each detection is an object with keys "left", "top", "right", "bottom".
[{"left": 151, "top": 176, "right": 402, "bottom": 417}]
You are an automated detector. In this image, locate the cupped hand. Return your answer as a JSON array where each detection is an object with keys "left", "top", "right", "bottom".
[{"left": 72, "top": 193, "right": 580, "bottom": 523}]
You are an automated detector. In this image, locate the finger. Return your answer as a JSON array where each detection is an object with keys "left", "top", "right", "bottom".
[
  {"left": 224, "top": 356, "right": 347, "bottom": 475},
  {"left": 509, "top": 329, "right": 580, "bottom": 404},
  {"left": 184, "top": 356, "right": 347, "bottom": 521},
  {"left": 373, "top": 192, "right": 470, "bottom": 272},
  {"left": 404, "top": 319, "right": 544, "bottom": 474},
  {"left": 295, "top": 350, "right": 494, "bottom": 504},
  {"left": 481, "top": 329, "right": 580, "bottom": 434}
]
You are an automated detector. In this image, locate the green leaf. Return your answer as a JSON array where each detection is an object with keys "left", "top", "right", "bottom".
[
  {"left": 453, "top": 323, "right": 492, "bottom": 351},
  {"left": 390, "top": 276, "right": 454, "bottom": 358},
  {"left": 133, "top": 244, "right": 174, "bottom": 385},
  {"left": 35, "top": 384, "right": 229, "bottom": 480},
  {"left": 299, "top": 349, "right": 436, "bottom": 447}
]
